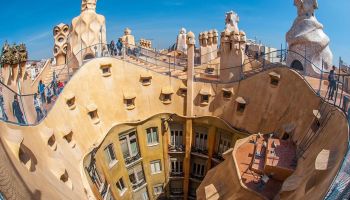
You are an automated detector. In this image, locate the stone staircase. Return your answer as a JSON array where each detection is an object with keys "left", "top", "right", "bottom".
[{"left": 43, "top": 64, "right": 68, "bottom": 86}]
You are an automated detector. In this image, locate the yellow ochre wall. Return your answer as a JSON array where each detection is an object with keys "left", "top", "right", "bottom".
[{"left": 0, "top": 57, "right": 347, "bottom": 200}]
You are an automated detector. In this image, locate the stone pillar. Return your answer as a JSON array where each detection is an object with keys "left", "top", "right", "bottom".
[
  {"left": 186, "top": 31, "right": 195, "bottom": 117},
  {"left": 162, "top": 117, "right": 170, "bottom": 195},
  {"left": 219, "top": 29, "right": 246, "bottom": 83},
  {"left": 183, "top": 119, "right": 193, "bottom": 200},
  {"left": 53, "top": 23, "right": 69, "bottom": 66},
  {"left": 206, "top": 126, "right": 216, "bottom": 171}
]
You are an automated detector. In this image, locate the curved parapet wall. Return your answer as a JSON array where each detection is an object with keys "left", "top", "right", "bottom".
[{"left": 0, "top": 56, "right": 348, "bottom": 199}]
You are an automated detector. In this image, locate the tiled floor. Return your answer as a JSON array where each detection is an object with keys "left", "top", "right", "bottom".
[{"left": 235, "top": 136, "right": 284, "bottom": 200}]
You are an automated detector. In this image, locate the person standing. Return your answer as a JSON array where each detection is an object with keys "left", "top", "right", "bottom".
[
  {"left": 117, "top": 38, "right": 123, "bottom": 56},
  {"left": 0, "top": 89, "right": 8, "bottom": 121},
  {"left": 34, "top": 93, "right": 43, "bottom": 122},
  {"left": 109, "top": 40, "right": 116, "bottom": 56},
  {"left": 38, "top": 80, "right": 46, "bottom": 104},
  {"left": 12, "top": 95, "right": 25, "bottom": 124},
  {"left": 328, "top": 66, "right": 337, "bottom": 100},
  {"left": 51, "top": 71, "right": 58, "bottom": 96}
]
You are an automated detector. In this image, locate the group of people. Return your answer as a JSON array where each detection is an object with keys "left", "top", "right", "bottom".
[
  {"left": 108, "top": 38, "right": 123, "bottom": 56},
  {"left": 35, "top": 75, "right": 65, "bottom": 122}
]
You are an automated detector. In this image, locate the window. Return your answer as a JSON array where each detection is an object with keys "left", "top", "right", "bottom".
[
  {"left": 235, "top": 97, "right": 246, "bottom": 113},
  {"left": 153, "top": 184, "right": 163, "bottom": 195},
  {"left": 104, "top": 144, "right": 117, "bottom": 168},
  {"left": 128, "top": 164, "right": 145, "bottom": 190},
  {"left": 100, "top": 64, "right": 112, "bottom": 77},
  {"left": 146, "top": 127, "right": 159, "bottom": 145},
  {"left": 237, "top": 103, "right": 246, "bottom": 113},
  {"left": 170, "top": 125, "right": 183, "bottom": 148},
  {"left": 170, "top": 180, "right": 183, "bottom": 195},
  {"left": 116, "top": 178, "right": 126, "bottom": 195},
  {"left": 217, "top": 133, "right": 231, "bottom": 156},
  {"left": 170, "top": 158, "right": 183, "bottom": 176},
  {"left": 270, "top": 77, "right": 279, "bottom": 86},
  {"left": 126, "top": 99, "right": 134, "bottom": 107},
  {"left": 191, "top": 162, "right": 205, "bottom": 178},
  {"left": 163, "top": 94, "right": 172, "bottom": 102},
  {"left": 120, "top": 131, "right": 140, "bottom": 165},
  {"left": 201, "top": 95, "right": 209, "bottom": 104},
  {"left": 194, "top": 128, "right": 208, "bottom": 151},
  {"left": 66, "top": 96, "right": 75, "bottom": 109},
  {"left": 88, "top": 110, "right": 99, "bottom": 124},
  {"left": 150, "top": 160, "right": 162, "bottom": 174},
  {"left": 142, "top": 78, "right": 151, "bottom": 85},
  {"left": 223, "top": 91, "right": 232, "bottom": 99}
]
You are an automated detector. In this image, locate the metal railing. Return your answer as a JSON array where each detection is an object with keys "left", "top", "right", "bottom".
[{"left": 0, "top": 43, "right": 350, "bottom": 199}]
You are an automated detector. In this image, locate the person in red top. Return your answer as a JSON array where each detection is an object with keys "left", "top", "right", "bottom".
[{"left": 57, "top": 80, "right": 64, "bottom": 94}]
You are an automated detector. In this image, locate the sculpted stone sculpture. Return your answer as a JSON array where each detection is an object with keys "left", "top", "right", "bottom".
[
  {"left": 176, "top": 28, "right": 188, "bottom": 53},
  {"left": 225, "top": 11, "right": 239, "bottom": 33},
  {"left": 69, "top": 0, "right": 107, "bottom": 68},
  {"left": 81, "top": 0, "right": 97, "bottom": 12},
  {"left": 286, "top": 0, "right": 333, "bottom": 75}
]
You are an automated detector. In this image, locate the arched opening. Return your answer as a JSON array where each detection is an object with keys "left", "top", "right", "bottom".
[
  {"left": 83, "top": 53, "right": 95, "bottom": 61},
  {"left": 291, "top": 60, "right": 304, "bottom": 71}
]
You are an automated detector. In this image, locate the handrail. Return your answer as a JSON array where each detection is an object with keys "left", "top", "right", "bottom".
[{"left": 0, "top": 42, "right": 349, "bottom": 198}]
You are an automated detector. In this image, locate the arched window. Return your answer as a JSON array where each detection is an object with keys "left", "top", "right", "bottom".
[
  {"left": 291, "top": 59, "right": 304, "bottom": 71},
  {"left": 83, "top": 53, "right": 95, "bottom": 61}
]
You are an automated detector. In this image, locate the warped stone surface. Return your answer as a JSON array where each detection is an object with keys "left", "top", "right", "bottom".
[{"left": 286, "top": 0, "right": 333, "bottom": 76}]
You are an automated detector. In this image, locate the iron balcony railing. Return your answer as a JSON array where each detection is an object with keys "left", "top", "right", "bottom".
[{"left": 124, "top": 153, "right": 141, "bottom": 166}]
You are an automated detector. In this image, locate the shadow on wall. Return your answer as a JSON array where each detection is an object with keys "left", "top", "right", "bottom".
[
  {"left": 0, "top": 138, "right": 41, "bottom": 199},
  {"left": 19, "top": 142, "right": 38, "bottom": 172}
]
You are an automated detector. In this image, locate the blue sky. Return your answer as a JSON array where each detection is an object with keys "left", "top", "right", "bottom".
[{"left": 0, "top": 0, "right": 349, "bottom": 64}]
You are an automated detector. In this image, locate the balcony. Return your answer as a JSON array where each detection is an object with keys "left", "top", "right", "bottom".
[
  {"left": 191, "top": 147, "right": 208, "bottom": 158},
  {"left": 212, "top": 153, "right": 225, "bottom": 163},
  {"left": 168, "top": 145, "right": 185, "bottom": 153},
  {"left": 190, "top": 174, "right": 204, "bottom": 182},
  {"left": 170, "top": 171, "right": 184, "bottom": 178},
  {"left": 188, "top": 193, "right": 196, "bottom": 199},
  {"left": 170, "top": 188, "right": 184, "bottom": 196},
  {"left": 124, "top": 153, "right": 142, "bottom": 167},
  {"left": 132, "top": 179, "right": 147, "bottom": 191}
]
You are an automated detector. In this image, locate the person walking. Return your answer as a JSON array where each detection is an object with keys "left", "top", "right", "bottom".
[
  {"left": 12, "top": 95, "right": 25, "bottom": 124},
  {"left": 34, "top": 93, "right": 43, "bottom": 122},
  {"left": 38, "top": 80, "right": 46, "bottom": 104},
  {"left": 328, "top": 66, "right": 337, "bottom": 100}
]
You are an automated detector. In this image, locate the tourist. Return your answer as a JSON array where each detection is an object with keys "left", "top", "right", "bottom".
[
  {"left": 109, "top": 40, "right": 116, "bottom": 56},
  {"left": 0, "top": 88, "right": 8, "bottom": 121},
  {"left": 51, "top": 71, "right": 58, "bottom": 96},
  {"left": 30, "top": 65, "right": 37, "bottom": 81},
  {"left": 38, "top": 80, "right": 46, "bottom": 104},
  {"left": 34, "top": 93, "right": 43, "bottom": 122},
  {"left": 46, "top": 88, "right": 53, "bottom": 104},
  {"left": 57, "top": 80, "right": 65, "bottom": 94},
  {"left": 12, "top": 95, "right": 25, "bottom": 124},
  {"left": 117, "top": 38, "right": 123, "bottom": 56},
  {"left": 328, "top": 66, "right": 337, "bottom": 100}
]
